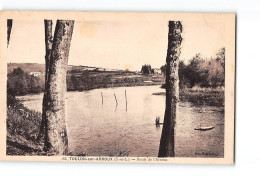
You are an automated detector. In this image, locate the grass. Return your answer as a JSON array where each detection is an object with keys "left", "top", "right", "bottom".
[
  {"left": 67, "top": 70, "right": 164, "bottom": 91},
  {"left": 153, "top": 88, "right": 224, "bottom": 107},
  {"left": 181, "top": 88, "right": 224, "bottom": 107},
  {"left": 6, "top": 95, "right": 44, "bottom": 155}
]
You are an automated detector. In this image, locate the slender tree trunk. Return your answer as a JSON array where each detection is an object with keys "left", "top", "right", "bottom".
[
  {"left": 7, "top": 19, "right": 13, "bottom": 47},
  {"left": 37, "top": 20, "right": 53, "bottom": 143},
  {"left": 158, "top": 21, "right": 182, "bottom": 157},
  {"left": 43, "top": 20, "right": 74, "bottom": 155}
]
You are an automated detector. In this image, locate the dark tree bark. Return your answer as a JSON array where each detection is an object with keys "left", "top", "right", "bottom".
[
  {"left": 158, "top": 21, "right": 183, "bottom": 157},
  {"left": 37, "top": 20, "right": 53, "bottom": 143},
  {"left": 43, "top": 20, "right": 74, "bottom": 155},
  {"left": 7, "top": 19, "right": 13, "bottom": 47}
]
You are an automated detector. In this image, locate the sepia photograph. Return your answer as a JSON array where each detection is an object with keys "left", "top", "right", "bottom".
[{"left": 0, "top": 11, "right": 235, "bottom": 164}]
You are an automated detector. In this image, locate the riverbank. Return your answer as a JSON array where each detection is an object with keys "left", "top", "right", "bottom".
[
  {"left": 7, "top": 95, "right": 44, "bottom": 155},
  {"left": 153, "top": 88, "right": 224, "bottom": 107},
  {"left": 66, "top": 70, "right": 164, "bottom": 91}
]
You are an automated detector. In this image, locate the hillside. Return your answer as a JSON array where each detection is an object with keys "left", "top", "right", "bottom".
[
  {"left": 7, "top": 63, "right": 165, "bottom": 94},
  {"left": 8, "top": 63, "right": 46, "bottom": 73},
  {"left": 7, "top": 63, "right": 78, "bottom": 74},
  {"left": 7, "top": 63, "right": 123, "bottom": 74}
]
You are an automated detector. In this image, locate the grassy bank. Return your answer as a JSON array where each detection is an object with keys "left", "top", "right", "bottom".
[
  {"left": 181, "top": 88, "right": 224, "bottom": 107},
  {"left": 7, "top": 95, "right": 44, "bottom": 155},
  {"left": 153, "top": 88, "right": 224, "bottom": 107}
]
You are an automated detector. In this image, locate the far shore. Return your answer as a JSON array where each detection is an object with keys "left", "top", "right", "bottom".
[{"left": 18, "top": 81, "right": 165, "bottom": 97}]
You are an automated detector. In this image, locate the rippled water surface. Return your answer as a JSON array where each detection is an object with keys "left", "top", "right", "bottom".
[{"left": 18, "top": 85, "right": 224, "bottom": 157}]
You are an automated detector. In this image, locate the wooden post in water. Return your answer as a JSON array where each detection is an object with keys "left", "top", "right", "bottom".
[
  {"left": 114, "top": 93, "right": 118, "bottom": 106},
  {"left": 158, "top": 21, "right": 182, "bottom": 157},
  {"left": 101, "top": 92, "right": 103, "bottom": 105},
  {"left": 125, "top": 90, "right": 127, "bottom": 111}
]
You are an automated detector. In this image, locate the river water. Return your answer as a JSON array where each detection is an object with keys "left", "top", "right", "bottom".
[{"left": 18, "top": 85, "right": 224, "bottom": 157}]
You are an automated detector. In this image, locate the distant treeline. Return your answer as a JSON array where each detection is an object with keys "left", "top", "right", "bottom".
[{"left": 161, "top": 47, "right": 225, "bottom": 88}]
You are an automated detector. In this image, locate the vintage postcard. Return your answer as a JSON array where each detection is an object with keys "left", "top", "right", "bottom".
[{"left": 0, "top": 11, "right": 235, "bottom": 164}]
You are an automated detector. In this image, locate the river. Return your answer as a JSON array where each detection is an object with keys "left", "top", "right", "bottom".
[{"left": 18, "top": 85, "right": 224, "bottom": 157}]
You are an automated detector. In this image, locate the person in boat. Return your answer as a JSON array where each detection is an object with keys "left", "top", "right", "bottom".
[{"left": 155, "top": 117, "right": 160, "bottom": 126}]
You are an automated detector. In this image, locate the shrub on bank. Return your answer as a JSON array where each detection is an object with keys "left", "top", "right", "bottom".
[
  {"left": 7, "top": 68, "right": 44, "bottom": 96},
  {"left": 6, "top": 95, "right": 43, "bottom": 155}
]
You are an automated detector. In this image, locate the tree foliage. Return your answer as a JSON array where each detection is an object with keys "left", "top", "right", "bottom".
[
  {"left": 161, "top": 47, "right": 225, "bottom": 88},
  {"left": 7, "top": 68, "right": 44, "bottom": 96},
  {"left": 141, "top": 64, "right": 153, "bottom": 74}
]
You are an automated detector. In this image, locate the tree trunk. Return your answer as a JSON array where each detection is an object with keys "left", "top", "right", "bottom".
[
  {"left": 158, "top": 21, "right": 182, "bottom": 157},
  {"left": 7, "top": 19, "right": 13, "bottom": 47},
  {"left": 37, "top": 20, "right": 53, "bottom": 143},
  {"left": 43, "top": 20, "right": 74, "bottom": 155}
]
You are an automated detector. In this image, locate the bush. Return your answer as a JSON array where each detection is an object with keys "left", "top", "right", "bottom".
[
  {"left": 161, "top": 47, "right": 225, "bottom": 89},
  {"left": 141, "top": 64, "right": 152, "bottom": 74},
  {"left": 7, "top": 68, "right": 44, "bottom": 96},
  {"left": 7, "top": 95, "right": 41, "bottom": 141}
]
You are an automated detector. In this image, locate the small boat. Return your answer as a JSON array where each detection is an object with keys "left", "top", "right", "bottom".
[{"left": 194, "top": 126, "right": 215, "bottom": 131}]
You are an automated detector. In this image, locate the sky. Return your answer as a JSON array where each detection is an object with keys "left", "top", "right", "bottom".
[{"left": 6, "top": 12, "right": 234, "bottom": 71}]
